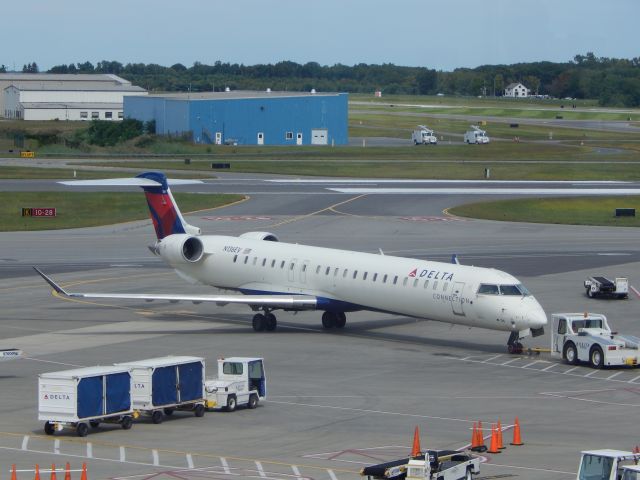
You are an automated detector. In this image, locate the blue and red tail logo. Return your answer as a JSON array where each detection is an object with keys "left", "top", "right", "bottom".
[{"left": 137, "top": 172, "right": 186, "bottom": 239}]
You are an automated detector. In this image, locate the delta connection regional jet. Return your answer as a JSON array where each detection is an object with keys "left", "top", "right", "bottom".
[{"left": 35, "top": 172, "right": 546, "bottom": 353}]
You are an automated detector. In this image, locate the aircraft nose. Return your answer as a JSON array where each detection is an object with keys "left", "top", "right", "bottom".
[{"left": 527, "top": 299, "right": 547, "bottom": 328}]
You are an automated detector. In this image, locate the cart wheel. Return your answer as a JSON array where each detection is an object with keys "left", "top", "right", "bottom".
[
  {"left": 226, "top": 395, "right": 237, "bottom": 412},
  {"left": 194, "top": 404, "right": 205, "bottom": 417},
  {"left": 163, "top": 408, "right": 175, "bottom": 416},
  {"left": 44, "top": 421, "right": 55, "bottom": 436},
  {"left": 465, "top": 468, "right": 474, "bottom": 480},
  {"left": 89, "top": 420, "right": 100, "bottom": 429},
  {"left": 248, "top": 394, "right": 258, "bottom": 409},
  {"left": 151, "top": 410, "right": 164, "bottom": 424},
  {"left": 587, "top": 289, "right": 595, "bottom": 298},
  {"left": 589, "top": 346, "right": 604, "bottom": 369},
  {"left": 121, "top": 416, "right": 133, "bottom": 430},
  {"left": 564, "top": 342, "right": 578, "bottom": 365},
  {"left": 76, "top": 423, "right": 89, "bottom": 437}
]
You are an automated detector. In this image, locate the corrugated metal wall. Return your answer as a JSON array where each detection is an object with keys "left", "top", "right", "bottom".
[{"left": 125, "top": 94, "right": 348, "bottom": 145}]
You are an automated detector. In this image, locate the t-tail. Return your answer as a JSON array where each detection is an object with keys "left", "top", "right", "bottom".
[
  {"left": 59, "top": 171, "right": 202, "bottom": 240},
  {"left": 136, "top": 172, "right": 201, "bottom": 239}
]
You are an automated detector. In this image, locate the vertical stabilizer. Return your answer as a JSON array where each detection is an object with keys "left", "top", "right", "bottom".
[{"left": 136, "top": 172, "right": 201, "bottom": 239}]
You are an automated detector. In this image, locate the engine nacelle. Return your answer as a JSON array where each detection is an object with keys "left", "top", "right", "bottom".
[
  {"left": 238, "top": 231, "right": 279, "bottom": 242},
  {"left": 157, "top": 234, "right": 205, "bottom": 264}
]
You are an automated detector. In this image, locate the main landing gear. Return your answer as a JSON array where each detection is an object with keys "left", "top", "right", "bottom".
[
  {"left": 507, "top": 331, "right": 524, "bottom": 354},
  {"left": 252, "top": 310, "right": 277, "bottom": 332},
  {"left": 321, "top": 311, "right": 346, "bottom": 329}
]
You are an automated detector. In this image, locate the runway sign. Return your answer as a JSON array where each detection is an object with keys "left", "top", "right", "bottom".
[{"left": 22, "top": 207, "right": 56, "bottom": 217}]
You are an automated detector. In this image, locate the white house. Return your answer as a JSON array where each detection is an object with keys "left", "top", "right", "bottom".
[{"left": 504, "top": 82, "right": 530, "bottom": 98}]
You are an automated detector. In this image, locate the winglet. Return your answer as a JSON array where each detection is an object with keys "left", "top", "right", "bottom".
[
  {"left": 33, "top": 267, "right": 70, "bottom": 297},
  {"left": 451, "top": 254, "right": 460, "bottom": 265}
]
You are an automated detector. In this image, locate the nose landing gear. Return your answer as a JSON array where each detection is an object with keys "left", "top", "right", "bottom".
[{"left": 507, "top": 331, "right": 523, "bottom": 354}]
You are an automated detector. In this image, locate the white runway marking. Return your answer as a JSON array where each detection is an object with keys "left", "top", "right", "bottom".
[
  {"left": 607, "top": 371, "right": 623, "bottom": 380},
  {"left": 86, "top": 442, "right": 92, "bottom": 458},
  {"left": 221, "top": 457, "right": 231, "bottom": 474},
  {"left": 328, "top": 187, "right": 640, "bottom": 195},
  {"left": 255, "top": 461, "right": 266, "bottom": 477},
  {"left": 152, "top": 449, "right": 159, "bottom": 466},
  {"left": 54, "top": 439, "right": 60, "bottom": 454},
  {"left": 268, "top": 179, "right": 628, "bottom": 185},
  {"left": 119, "top": 446, "right": 125, "bottom": 462},
  {"left": 291, "top": 465, "right": 303, "bottom": 480},
  {"left": 186, "top": 453, "right": 194, "bottom": 469},
  {"left": 21, "top": 436, "right": 29, "bottom": 451},
  {"left": 628, "top": 375, "right": 640, "bottom": 383},
  {"left": 327, "top": 469, "right": 339, "bottom": 480},
  {"left": 501, "top": 358, "right": 520, "bottom": 365}
]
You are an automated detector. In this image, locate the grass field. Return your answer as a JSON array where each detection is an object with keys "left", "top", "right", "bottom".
[
  {"left": 0, "top": 165, "right": 217, "bottom": 180},
  {"left": 1, "top": 192, "right": 244, "bottom": 231},
  {"left": 449, "top": 196, "right": 640, "bottom": 227}
]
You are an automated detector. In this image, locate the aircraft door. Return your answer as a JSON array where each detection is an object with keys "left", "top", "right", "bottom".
[
  {"left": 300, "top": 260, "right": 309, "bottom": 284},
  {"left": 451, "top": 281, "right": 466, "bottom": 316},
  {"left": 288, "top": 259, "right": 297, "bottom": 283}
]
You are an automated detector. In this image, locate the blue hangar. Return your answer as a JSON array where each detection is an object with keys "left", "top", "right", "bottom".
[{"left": 124, "top": 90, "right": 348, "bottom": 146}]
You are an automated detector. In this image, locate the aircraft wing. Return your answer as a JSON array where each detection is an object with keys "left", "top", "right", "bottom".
[{"left": 34, "top": 268, "right": 317, "bottom": 309}]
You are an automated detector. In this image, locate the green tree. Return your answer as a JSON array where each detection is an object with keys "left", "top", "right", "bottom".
[{"left": 416, "top": 68, "right": 437, "bottom": 94}]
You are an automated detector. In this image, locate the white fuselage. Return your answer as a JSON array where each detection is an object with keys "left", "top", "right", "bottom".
[{"left": 159, "top": 234, "right": 547, "bottom": 333}]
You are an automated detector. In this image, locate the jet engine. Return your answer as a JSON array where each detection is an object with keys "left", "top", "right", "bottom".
[
  {"left": 238, "top": 231, "right": 279, "bottom": 242},
  {"left": 157, "top": 234, "right": 205, "bottom": 264}
]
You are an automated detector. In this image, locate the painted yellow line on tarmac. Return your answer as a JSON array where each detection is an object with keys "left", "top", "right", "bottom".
[{"left": 266, "top": 194, "right": 367, "bottom": 229}]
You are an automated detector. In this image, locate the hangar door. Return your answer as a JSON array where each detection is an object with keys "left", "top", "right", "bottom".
[{"left": 311, "top": 129, "right": 328, "bottom": 145}]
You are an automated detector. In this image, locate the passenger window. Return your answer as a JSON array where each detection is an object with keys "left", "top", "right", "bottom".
[
  {"left": 558, "top": 319, "right": 567, "bottom": 335},
  {"left": 424, "top": 280, "right": 429, "bottom": 289},
  {"left": 316, "top": 265, "right": 321, "bottom": 274},
  {"left": 290, "top": 262, "right": 295, "bottom": 271},
  {"left": 302, "top": 264, "right": 307, "bottom": 272},
  {"left": 334, "top": 268, "right": 339, "bottom": 276},
  {"left": 413, "top": 279, "right": 418, "bottom": 287},
  {"left": 280, "top": 260, "right": 285, "bottom": 269},
  {"left": 233, "top": 255, "right": 238, "bottom": 263},
  {"left": 343, "top": 269, "right": 348, "bottom": 278},
  {"left": 373, "top": 273, "right": 378, "bottom": 282},
  {"left": 271, "top": 259, "right": 276, "bottom": 268},
  {"left": 353, "top": 270, "right": 358, "bottom": 279},
  {"left": 443, "top": 283, "right": 448, "bottom": 292},
  {"left": 478, "top": 284, "right": 499, "bottom": 295},
  {"left": 363, "top": 272, "right": 368, "bottom": 280},
  {"left": 325, "top": 267, "right": 330, "bottom": 275},
  {"left": 244, "top": 256, "right": 249, "bottom": 264},
  {"left": 383, "top": 274, "right": 388, "bottom": 283},
  {"left": 262, "top": 258, "right": 266, "bottom": 267},
  {"left": 253, "top": 257, "right": 257, "bottom": 265},
  {"left": 403, "top": 278, "right": 408, "bottom": 286},
  {"left": 393, "top": 276, "right": 398, "bottom": 285},
  {"left": 433, "top": 281, "right": 438, "bottom": 290}
]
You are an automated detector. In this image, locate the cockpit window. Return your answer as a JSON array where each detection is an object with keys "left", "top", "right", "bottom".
[
  {"left": 499, "top": 284, "right": 530, "bottom": 296},
  {"left": 478, "top": 284, "right": 499, "bottom": 295}
]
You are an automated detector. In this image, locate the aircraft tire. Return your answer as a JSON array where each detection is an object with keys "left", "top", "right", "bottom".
[
  {"left": 265, "top": 313, "right": 277, "bottom": 331},
  {"left": 252, "top": 313, "right": 266, "bottom": 332},
  {"left": 321, "top": 311, "right": 336, "bottom": 329},
  {"left": 335, "top": 312, "right": 346, "bottom": 328}
]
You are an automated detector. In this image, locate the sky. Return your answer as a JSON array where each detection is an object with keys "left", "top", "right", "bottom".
[{"left": 3, "top": 0, "right": 638, "bottom": 71}]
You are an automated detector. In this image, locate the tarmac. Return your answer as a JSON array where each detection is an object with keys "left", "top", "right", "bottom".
[{"left": 1, "top": 174, "right": 639, "bottom": 480}]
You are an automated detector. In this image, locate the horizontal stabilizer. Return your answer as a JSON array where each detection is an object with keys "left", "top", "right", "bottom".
[
  {"left": 59, "top": 178, "right": 203, "bottom": 187},
  {"left": 34, "top": 267, "right": 317, "bottom": 310}
]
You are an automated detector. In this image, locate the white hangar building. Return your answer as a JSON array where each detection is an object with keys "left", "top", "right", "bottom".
[{"left": 0, "top": 73, "right": 147, "bottom": 121}]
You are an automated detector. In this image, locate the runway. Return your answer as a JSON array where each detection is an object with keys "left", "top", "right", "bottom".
[{"left": 1, "top": 174, "right": 639, "bottom": 479}]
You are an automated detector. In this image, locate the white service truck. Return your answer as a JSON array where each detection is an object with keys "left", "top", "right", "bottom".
[
  {"left": 584, "top": 276, "right": 629, "bottom": 299},
  {"left": 412, "top": 126, "right": 438, "bottom": 145},
  {"left": 464, "top": 126, "right": 490, "bottom": 144},
  {"left": 576, "top": 450, "right": 640, "bottom": 480},
  {"left": 361, "top": 450, "right": 480, "bottom": 480},
  {"left": 205, "top": 357, "right": 266, "bottom": 412},
  {"left": 551, "top": 313, "right": 640, "bottom": 368}
]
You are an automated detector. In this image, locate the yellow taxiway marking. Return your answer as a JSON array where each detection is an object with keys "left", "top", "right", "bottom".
[
  {"left": 265, "top": 194, "right": 367, "bottom": 229},
  {"left": 0, "top": 431, "right": 358, "bottom": 474}
]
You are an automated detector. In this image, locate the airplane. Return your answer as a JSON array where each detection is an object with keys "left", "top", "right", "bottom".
[{"left": 35, "top": 171, "right": 547, "bottom": 353}]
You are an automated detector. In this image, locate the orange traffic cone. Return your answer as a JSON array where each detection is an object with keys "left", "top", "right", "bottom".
[
  {"left": 511, "top": 417, "right": 524, "bottom": 446},
  {"left": 497, "top": 420, "right": 505, "bottom": 449},
  {"left": 11, "top": 464, "right": 17, "bottom": 480},
  {"left": 64, "top": 463, "right": 71, "bottom": 480},
  {"left": 411, "top": 426, "right": 421, "bottom": 458},
  {"left": 470, "top": 422, "right": 479, "bottom": 449},
  {"left": 487, "top": 424, "right": 501, "bottom": 454},
  {"left": 477, "top": 421, "right": 485, "bottom": 448},
  {"left": 80, "top": 462, "right": 88, "bottom": 480},
  {"left": 34, "top": 464, "right": 41, "bottom": 480},
  {"left": 50, "top": 463, "right": 57, "bottom": 480}
]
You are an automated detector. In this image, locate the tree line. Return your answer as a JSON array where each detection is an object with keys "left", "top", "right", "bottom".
[{"left": 9, "top": 53, "right": 640, "bottom": 106}]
